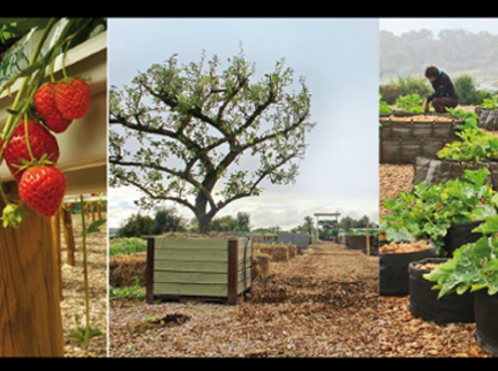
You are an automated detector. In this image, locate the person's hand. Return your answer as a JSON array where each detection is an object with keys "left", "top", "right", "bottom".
[{"left": 422, "top": 98, "right": 429, "bottom": 112}]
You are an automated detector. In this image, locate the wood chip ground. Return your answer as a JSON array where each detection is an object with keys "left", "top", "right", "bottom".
[
  {"left": 109, "top": 242, "right": 379, "bottom": 357},
  {"left": 60, "top": 213, "right": 108, "bottom": 357},
  {"left": 379, "top": 163, "right": 493, "bottom": 358}
]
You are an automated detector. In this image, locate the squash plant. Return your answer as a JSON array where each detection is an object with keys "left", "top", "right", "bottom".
[
  {"left": 394, "top": 93, "right": 425, "bottom": 114},
  {"left": 437, "top": 127, "right": 498, "bottom": 162},
  {"left": 437, "top": 108, "right": 498, "bottom": 162},
  {"left": 381, "top": 167, "right": 497, "bottom": 255},
  {"left": 478, "top": 96, "right": 498, "bottom": 110},
  {"left": 424, "top": 214, "right": 498, "bottom": 298},
  {"left": 379, "top": 94, "right": 393, "bottom": 115}
]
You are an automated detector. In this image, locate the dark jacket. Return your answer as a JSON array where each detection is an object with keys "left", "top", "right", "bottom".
[{"left": 427, "top": 71, "right": 459, "bottom": 102}]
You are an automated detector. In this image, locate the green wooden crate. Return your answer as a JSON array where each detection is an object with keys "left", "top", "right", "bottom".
[{"left": 146, "top": 236, "right": 252, "bottom": 305}]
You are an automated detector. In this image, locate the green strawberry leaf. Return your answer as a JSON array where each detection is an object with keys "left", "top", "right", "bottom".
[
  {"left": 87, "top": 218, "right": 107, "bottom": 234},
  {"left": 2, "top": 203, "right": 26, "bottom": 228}
]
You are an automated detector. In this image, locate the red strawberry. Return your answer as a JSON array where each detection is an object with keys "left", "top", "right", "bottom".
[
  {"left": 18, "top": 166, "right": 66, "bottom": 217},
  {"left": 4, "top": 121, "right": 60, "bottom": 182},
  {"left": 34, "top": 82, "right": 73, "bottom": 133},
  {"left": 54, "top": 78, "right": 91, "bottom": 119}
]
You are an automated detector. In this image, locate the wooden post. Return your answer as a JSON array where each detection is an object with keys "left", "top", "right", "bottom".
[
  {"left": 51, "top": 210, "right": 63, "bottom": 301},
  {"left": 145, "top": 237, "right": 155, "bottom": 304},
  {"left": 97, "top": 201, "right": 102, "bottom": 220},
  {"left": 0, "top": 182, "right": 65, "bottom": 357},
  {"left": 61, "top": 207, "right": 76, "bottom": 267},
  {"left": 90, "top": 201, "right": 96, "bottom": 223},
  {"left": 366, "top": 220, "right": 371, "bottom": 256},
  {"left": 227, "top": 239, "right": 238, "bottom": 305}
]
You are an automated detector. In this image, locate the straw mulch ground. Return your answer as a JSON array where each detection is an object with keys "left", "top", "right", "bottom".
[
  {"left": 109, "top": 252, "right": 146, "bottom": 287},
  {"left": 109, "top": 242, "right": 379, "bottom": 357},
  {"left": 59, "top": 212, "right": 108, "bottom": 358}
]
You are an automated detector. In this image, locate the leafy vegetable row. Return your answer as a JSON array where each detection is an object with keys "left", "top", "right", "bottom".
[{"left": 381, "top": 167, "right": 496, "bottom": 255}]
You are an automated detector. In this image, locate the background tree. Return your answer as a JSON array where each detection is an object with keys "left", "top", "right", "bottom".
[
  {"left": 454, "top": 75, "right": 492, "bottom": 105},
  {"left": 109, "top": 48, "right": 315, "bottom": 232},
  {"left": 339, "top": 216, "right": 357, "bottom": 232},
  {"left": 292, "top": 215, "right": 315, "bottom": 235},
  {"left": 117, "top": 207, "right": 186, "bottom": 237},
  {"left": 117, "top": 213, "right": 155, "bottom": 238},
  {"left": 153, "top": 206, "right": 187, "bottom": 235}
]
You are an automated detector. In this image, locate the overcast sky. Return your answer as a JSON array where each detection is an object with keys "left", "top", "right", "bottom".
[
  {"left": 108, "top": 18, "right": 379, "bottom": 230},
  {"left": 380, "top": 18, "right": 498, "bottom": 36}
]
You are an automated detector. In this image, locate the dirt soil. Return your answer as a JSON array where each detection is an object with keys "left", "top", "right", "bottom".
[
  {"left": 60, "top": 212, "right": 108, "bottom": 358},
  {"left": 383, "top": 114, "right": 459, "bottom": 122},
  {"left": 109, "top": 242, "right": 379, "bottom": 357}
]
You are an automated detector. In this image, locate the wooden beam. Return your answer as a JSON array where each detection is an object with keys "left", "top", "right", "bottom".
[
  {"left": 90, "top": 201, "right": 96, "bottom": 223},
  {"left": 0, "top": 182, "right": 65, "bottom": 357},
  {"left": 227, "top": 239, "right": 238, "bottom": 305},
  {"left": 145, "top": 237, "right": 155, "bottom": 304},
  {"left": 61, "top": 207, "right": 76, "bottom": 267},
  {"left": 51, "top": 210, "right": 63, "bottom": 301}
]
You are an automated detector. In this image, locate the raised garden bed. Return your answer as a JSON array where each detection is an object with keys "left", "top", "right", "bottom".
[
  {"left": 476, "top": 107, "right": 498, "bottom": 131},
  {"left": 145, "top": 236, "right": 252, "bottom": 305},
  {"left": 442, "top": 220, "right": 483, "bottom": 256},
  {"left": 379, "top": 116, "right": 462, "bottom": 165},
  {"left": 413, "top": 157, "right": 498, "bottom": 189},
  {"left": 475, "top": 290, "right": 498, "bottom": 357},
  {"left": 379, "top": 240, "right": 435, "bottom": 297},
  {"left": 346, "top": 235, "right": 378, "bottom": 255},
  {"left": 408, "top": 258, "right": 475, "bottom": 323}
]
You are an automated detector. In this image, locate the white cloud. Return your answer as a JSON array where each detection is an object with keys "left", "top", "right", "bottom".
[{"left": 108, "top": 185, "right": 378, "bottom": 231}]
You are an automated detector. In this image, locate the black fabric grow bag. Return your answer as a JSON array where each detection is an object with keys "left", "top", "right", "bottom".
[
  {"left": 476, "top": 108, "right": 498, "bottom": 131},
  {"left": 413, "top": 157, "right": 498, "bottom": 190},
  {"left": 408, "top": 258, "right": 475, "bottom": 323},
  {"left": 380, "top": 138, "right": 455, "bottom": 165},
  {"left": 379, "top": 246, "right": 435, "bottom": 297},
  {"left": 346, "top": 235, "right": 378, "bottom": 255},
  {"left": 475, "top": 290, "right": 498, "bottom": 357},
  {"left": 442, "top": 221, "right": 483, "bottom": 256}
]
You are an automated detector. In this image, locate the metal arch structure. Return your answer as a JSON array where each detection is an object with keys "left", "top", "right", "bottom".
[{"left": 313, "top": 212, "right": 341, "bottom": 242}]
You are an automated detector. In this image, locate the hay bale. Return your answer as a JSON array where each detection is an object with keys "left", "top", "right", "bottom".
[
  {"left": 251, "top": 235, "right": 265, "bottom": 244},
  {"left": 288, "top": 244, "right": 297, "bottom": 258},
  {"left": 109, "top": 252, "right": 146, "bottom": 287},
  {"left": 252, "top": 253, "right": 271, "bottom": 280},
  {"left": 255, "top": 243, "right": 289, "bottom": 262}
]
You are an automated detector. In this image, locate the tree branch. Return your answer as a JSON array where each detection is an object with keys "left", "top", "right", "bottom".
[
  {"left": 110, "top": 158, "right": 217, "bottom": 211},
  {"left": 124, "top": 177, "right": 198, "bottom": 216}
]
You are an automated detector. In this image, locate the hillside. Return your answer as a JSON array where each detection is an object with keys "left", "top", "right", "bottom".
[{"left": 380, "top": 29, "right": 498, "bottom": 91}]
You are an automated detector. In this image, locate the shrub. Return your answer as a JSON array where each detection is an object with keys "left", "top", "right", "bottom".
[
  {"left": 380, "top": 76, "right": 432, "bottom": 104},
  {"left": 110, "top": 237, "right": 147, "bottom": 256},
  {"left": 454, "top": 75, "right": 493, "bottom": 106}
]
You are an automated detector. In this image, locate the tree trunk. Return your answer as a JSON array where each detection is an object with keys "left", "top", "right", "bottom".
[
  {"left": 197, "top": 214, "right": 212, "bottom": 234},
  {"left": 0, "top": 182, "right": 65, "bottom": 357}
]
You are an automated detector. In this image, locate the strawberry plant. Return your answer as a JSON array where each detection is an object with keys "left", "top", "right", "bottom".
[
  {"left": 68, "top": 194, "right": 106, "bottom": 348},
  {"left": 424, "top": 214, "right": 498, "bottom": 298},
  {"left": 381, "top": 167, "right": 497, "bottom": 255},
  {"left": 0, "top": 18, "right": 100, "bottom": 227}
]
